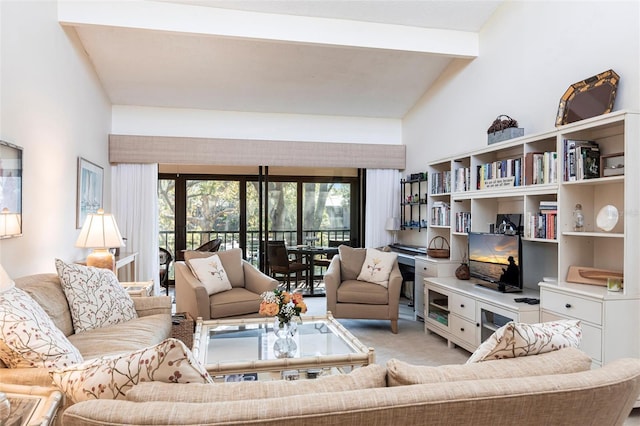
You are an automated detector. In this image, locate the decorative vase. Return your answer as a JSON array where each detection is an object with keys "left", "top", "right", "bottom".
[
  {"left": 273, "top": 317, "right": 298, "bottom": 358},
  {"left": 455, "top": 263, "right": 470, "bottom": 280}
]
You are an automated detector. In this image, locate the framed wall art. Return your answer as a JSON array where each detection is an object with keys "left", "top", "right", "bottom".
[
  {"left": 555, "top": 69, "right": 619, "bottom": 126},
  {"left": 76, "top": 157, "right": 103, "bottom": 228},
  {"left": 0, "top": 140, "right": 23, "bottom": 238}
]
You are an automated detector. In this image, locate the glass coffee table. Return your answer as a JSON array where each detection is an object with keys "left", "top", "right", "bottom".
[{"left": 192, "top": 313, "right": 375, "bottom": 381}]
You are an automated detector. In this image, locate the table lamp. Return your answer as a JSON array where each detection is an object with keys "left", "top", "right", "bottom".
[
  {"left": 0, "top": 208, "right": 21, "bottom": 238},
  {"left": 75, "top": 209, "right": 124, "bottom": 271},
  {"left": 385, "top": 217, "right": 400, "bottom": 244}
]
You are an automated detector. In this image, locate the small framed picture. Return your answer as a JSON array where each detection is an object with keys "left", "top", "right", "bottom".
[
  {"left": 76, "top": 157, "right": 103, "bottom": 228},
  {"left": 600, "top": 153, "right": 624, "bottom": 177}
]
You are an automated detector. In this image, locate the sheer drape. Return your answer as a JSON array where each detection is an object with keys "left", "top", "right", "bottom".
[
  {"left": 365, "top": 169, "right": 400, "bottom": 248},
  {"left": 111, "top": 164, "right": 160, "bottom": 294}
]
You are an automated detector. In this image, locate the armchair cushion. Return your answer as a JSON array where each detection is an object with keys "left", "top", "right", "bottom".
[
  {"left": 338, "top": 245, "right": 367, "bottom": 280},
  {"left": 185, "top": 248, "right": 244, "bottom": 288},
  {"left": 357, "top": 249, "right": 398, "bottom": 287},
  {"left": 209, "top": 287, "right": 263, "bottom": 319},
  {"left": 187, "top": 254, "right": 232, "bottom": 295},
  {"left": 337, "top": 280, "right": 389, "bottom": 305}
]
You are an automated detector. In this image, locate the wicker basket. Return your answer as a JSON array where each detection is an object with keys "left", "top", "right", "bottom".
[
  {"left": 171, "top": 312, "right": 195, "bottom": 349},
  {"left": 427, "top": 236, "right": 450, "bottom": 258}
]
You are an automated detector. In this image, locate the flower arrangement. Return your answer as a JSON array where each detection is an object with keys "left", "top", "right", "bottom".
[{"left": 259, "top": 289, "right": 307, "bottom": 325}]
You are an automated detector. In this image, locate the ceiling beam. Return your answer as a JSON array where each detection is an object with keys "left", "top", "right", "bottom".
[{"left": 58, "top": 0, "right": 478, "bottom": 58}]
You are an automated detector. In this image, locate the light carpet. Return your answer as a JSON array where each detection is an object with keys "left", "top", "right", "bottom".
[{"left": 304, "top": 296, "right": 470, "bottom": 367}]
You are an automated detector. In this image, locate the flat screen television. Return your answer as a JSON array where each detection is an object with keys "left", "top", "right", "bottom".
[{"left": 468, "top": 232, "right": 522, "bottom": 293}]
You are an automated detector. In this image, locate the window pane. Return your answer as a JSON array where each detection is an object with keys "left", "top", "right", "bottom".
[
  {"left": 268, "top": 181, "right": 297, "bottom": 245},
  {"left": 186, "top": 180, "right": 240, "bottom": 250},
  {"left": 303, "top": 182, "right": 351, "bottom": 245},
  {"left": 246, "top": 181, "right": 260, "bottom": 265},
  {"left": 158, "top": 179, "right": 175, "bottom": 256}
]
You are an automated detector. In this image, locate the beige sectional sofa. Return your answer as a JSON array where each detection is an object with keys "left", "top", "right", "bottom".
[
  {"left": 61, "top": 348, "right": 640, "bottom": 426},
  {"left": 0, "top": 273, "right": 172, "bottom": 388}
]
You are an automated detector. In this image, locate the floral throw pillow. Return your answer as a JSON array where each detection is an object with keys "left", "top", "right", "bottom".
[
  {"left": 356, "top": 248, "right": 397, "bottom": 287},
  {"left": 466, "top": 319, "right": 582, "bottom": 363},
  {"left": 50, "top": 338, "right": 213, "bottom": 403},
  {"left": 0, "top": 287, "right": 83, "bottom": 368},
  {"left": 55, "top": 259, "right": 138, "bottom": 333},
  {"left": 188, "top": 254, "right": 232, "bottom": 295}
]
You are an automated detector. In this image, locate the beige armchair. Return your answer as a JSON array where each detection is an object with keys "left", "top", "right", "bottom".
[
  {"left": 175, "top": 248, "right": 278, "bottom": 320},
  {"left": 325, "top": 245, "right": 403, "bottom": 333}
]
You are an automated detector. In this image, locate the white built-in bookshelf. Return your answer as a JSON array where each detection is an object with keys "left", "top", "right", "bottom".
[{"left": 424, "top": 110, "right": 639, "bottom": 365}]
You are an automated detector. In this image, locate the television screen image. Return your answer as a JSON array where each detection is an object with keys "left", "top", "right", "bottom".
[{"left": 468, "top": 232, "right": 522, "bottom": 293}]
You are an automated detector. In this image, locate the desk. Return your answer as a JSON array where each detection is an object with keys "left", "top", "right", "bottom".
[{"left": 287, "top": 246, "right": 338, "bottom": 297}]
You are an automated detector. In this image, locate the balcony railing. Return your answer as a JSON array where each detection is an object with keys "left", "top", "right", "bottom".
[{"left": 159, "top": 229, "right": 352, "bottom": 267}]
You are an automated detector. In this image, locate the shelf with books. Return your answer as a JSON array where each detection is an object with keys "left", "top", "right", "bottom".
[{"left": 426, "top": 110, "right": 640, "bottom": 368}]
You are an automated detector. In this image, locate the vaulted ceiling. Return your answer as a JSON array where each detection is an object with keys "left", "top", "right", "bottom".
[{"left": 59, "top": 0, "right": 502, "bottom": 119}]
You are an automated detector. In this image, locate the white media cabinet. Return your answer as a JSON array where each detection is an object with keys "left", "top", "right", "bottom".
[
  {"left": 424, "top": 277, "right": 540, "bottom": 352},
  {"left": 421, "top": 111, "right": 639, "bottom": 364}
]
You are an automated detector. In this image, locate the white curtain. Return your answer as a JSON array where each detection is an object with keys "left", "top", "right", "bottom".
[
  {"left": 365, "top": 169, "right": 400, "bottom": 248},
  {"left": 111, "top": 164, "right": 160, "bottom": 295}
]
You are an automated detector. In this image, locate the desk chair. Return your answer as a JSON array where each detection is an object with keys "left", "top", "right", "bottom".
[{"left": 267, "top": 241, "right": 308, "bottom": 292}]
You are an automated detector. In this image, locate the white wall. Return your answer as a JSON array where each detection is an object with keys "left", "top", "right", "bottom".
[
  {"left": 400, "top": 0, "right": 639, "bottom": 247},
  {"left": 112, "top": 105, "right": 402, "bottom": 145},
  {"left": 0, "top": 1, "right": 111, "bottom": 277}
]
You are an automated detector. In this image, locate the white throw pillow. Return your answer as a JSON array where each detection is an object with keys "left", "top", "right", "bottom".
[
  {"left": 0, "top": 287, "right": 83, "bottom": 368},
  {"left": 55, "top": 259, "right": 138, "bottom": 333},
  {"left": 466, "top": 319, "right": 582, "bottom": 363},
  {"left": 356, "top": 248, "right": 397, "bottom": 287},
  {"left": 188, "top": 254, "right": 232, "bottom": 295},
  {"left": 50, "top": 338, "right": 213, "bottom": 403}
]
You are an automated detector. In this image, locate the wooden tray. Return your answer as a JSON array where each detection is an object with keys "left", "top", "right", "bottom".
[{"left": 566, "top": 266, "right": 623, "bottom": 286}]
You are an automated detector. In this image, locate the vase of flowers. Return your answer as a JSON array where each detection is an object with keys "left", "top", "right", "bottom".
[{"left": 259, "top": 289, "right": 307, "bottom": 358}]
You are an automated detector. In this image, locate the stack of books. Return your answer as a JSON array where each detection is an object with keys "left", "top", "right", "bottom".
[
  {"left": 564, "top": 139, "right": 600, "bottom": 181},
  {"left": 525, "top": 151, "right": 558, "bottom": 185},
  {"left": 528, "top": 200, "right": 557, "bottom": 240},
  {"left": 431, "top": 201, "right": 450, "bottom": 226}
]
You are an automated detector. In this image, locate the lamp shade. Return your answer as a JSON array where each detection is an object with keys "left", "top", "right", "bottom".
[
  {"left": 75, "top": 209, "right": 124, "bottom": 249},
  {"left": 0, "top": 208, "right": 21, "bottom": 238}
]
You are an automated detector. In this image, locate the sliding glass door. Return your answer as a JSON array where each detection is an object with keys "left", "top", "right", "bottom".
[{"left": 159, "top": 172, "right": 360, "bottom": 273}]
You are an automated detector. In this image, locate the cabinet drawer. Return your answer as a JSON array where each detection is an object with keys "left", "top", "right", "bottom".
[
  {"left": 450, "top": 315, "right": 477, "bottom": 346},
  {"left": 449, "top": 293, "right": 475, "bottom": 321},
  {"left": 417, "top": 260, "right": 436, "bottom": 278},
  {"left": 541, "top": 311, "right": 602, "bottom": 362},
  {"left": 541, "top": 290, "right": 602, "bottom": 325}
]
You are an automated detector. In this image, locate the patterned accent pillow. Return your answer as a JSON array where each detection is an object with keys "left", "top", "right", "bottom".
[
  {"left": 466, "top": 319, "right": 582, "bottom": 363},
  {"left": 0, "top": 287, "right": 83, "bottom": 368},
  {"left": 187, "top": 254, "right": 232, "bottom": 295},
  {"left": 356, "top": 248, "right": 397, "bottom": 287},
  {"left": 50, "top": 338, "right": 213, "bottom": 403},
  {"left": 55, "top": 259, "right": 138, "bottom": 333}
]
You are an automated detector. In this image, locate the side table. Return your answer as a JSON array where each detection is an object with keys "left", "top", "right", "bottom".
[
  {"left": 0, "top": 384, "right": 62, "bottom": 426},
  {"left": 120, "top": 281, "right": 153, "bottom": 297},
  {"left": 171, "top": 312, "right": 195, "bottom": 349}
]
